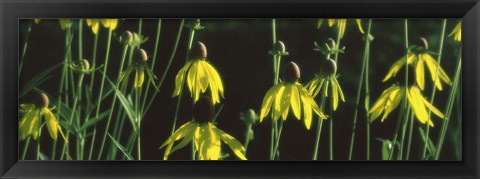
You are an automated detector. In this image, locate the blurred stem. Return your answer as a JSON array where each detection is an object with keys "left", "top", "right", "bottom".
[
  {"left": 141, "top": 19, "right": 162, "bottom": 114},
  {"left": 388, "top": 100, "right": 408, "bottom": 160},
  {"left": 364, "top": 20, "right": 372, "bottom": 160},
  {"left": 272, "top": 120, "right": 284, "bottom": 160},
  {"left": 243, "top": 123, "right": 253, "bottom": 152},
  {"left": 90, "top": 28, "right": 113, "bottom": 160},
  {"left": 21, "top": 137, "right": 31, "bottom": 160},
  {"left": 61, "top": 73, "right": 84, "bottom": 160},
  {"left": 435, "top": 50, "right": 461, "bottom": 160},
  {"left": 136, "top": 88, "right": 141, "bottom": 160},
  {"left": 89, "top": 30, "right": 100, "bottom": 89},
  {"left": 269, "top": 18, "right": 280, "bottom": 160},
  {"left": 422, "top": 19, "right": 447, "bottom": 159},
  {"left": 97, "top": 43, "right": 129, "bottom": 160},
  {"left": 328, "top": 101, "right": 333, "bottom": 160},
  {"left": 143, "top": 20, "right": 184, "bottom": 116},
  {"left": 405, "top": 111, "right": 414, "bottom": 159},
  {"left": 19, "top": 21, "right": 33, "bottom": 76},
  {"left": 36, "top": 138, "right": 40, "bottom": 160},
  {"left": 397, "top": 18, "right": 409, "bottom": 160},
  {"left": 78, "top": 19, "right": 83, "bottom": 62},
  {"left": 59, "top": 28, "right": 74, "bottom": 160},
  {"left": 171, "top": 21, "right": 195, "bottom": 135},
  {"left": 313, "top": 90, "right": 327, "bottom": 160}
]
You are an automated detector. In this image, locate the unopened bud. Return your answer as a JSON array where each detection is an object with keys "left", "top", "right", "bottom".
[
  {"left": 282, "top": 61, "right": 301, "bottom": 83},
  {"left": 81, "top": 59, "right": 90, "bottom": 71},
  {"left": 320, "top": 59, "right": 337, "bottom": 76},
  {"left": 190, "top": 41, "right": 207, "bottom": 60},
  {"left": 34, "top": 92, "right": 49, "bottom": 108},
  {"left": 134, "top": 48, "right": 148, "bottom": 64},
  {"left": 121, "top": 31, "right": 133, "bottom": 45}
]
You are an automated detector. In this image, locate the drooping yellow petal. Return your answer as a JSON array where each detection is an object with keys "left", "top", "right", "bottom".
[
  {"left": 448, "top": 21, "right": 461, "bottom": 42},
  {"left": 407, "top": 87, "right": 433, "bottom": 127},
  {"left": 355, "top": 19, "right": 365, "bottom": 34},
  {"left": 194, "top": 124, "right": 204, "bottom": 151},
  {"left": 19, "top": 109, "right": 38, "bottom": 140},
  {"left": 328, "top": 19, "right": 336, "bottom": 27},
  {"left": 333, "top": 78, "right": 345, "bottom": 102},
  {"left": 421, "top": 96, "right": 445, "bottom": 119},
  {"left": 134, "top": 69, "right": 145, "bottom": 89},
  {"left": 166, "top": 130, "right": 194, "bottom": 159},
  {"left": 213, "top": 125, "right": 247, "bottom": 160},
  {"left": 207, "top": 123, "right": 221, "bottom": 160},
  {"left": 187, "top": 61, "right": 197, "bottom": 97},
  {"left": 273, "top": 84, "right": 286, "bottom": 120},
  {"left": 198, "top": 125, "right": 211, "bottom": 160},
  {"left": 338, "top": 19, "right": 347, "bottom": 38},
  {"left": 369, "top": 85, "right": 400, "bottom": 123},
  {"left": 380, "top": 87, "right": 403, "bottom": 122},
  {"left": 423, "top": 53, "right": 452, "bottom": 91},
  {"left": 298, "top": 86, "right": 313, "bottom": 129},
  {"left": 260, "top": 84, "right": 281, "bottom": 122},
  {"left": 307, "top": 77, "right": 324, "bottom": 98},
  {"left": 200, "top": 61, "right": 219, "bottom": 104},
  {"left": 416, "top": 57, "right": 426, "bottom": 90},
  {"left": 172, "top": 61, "right": 192, "bottom": 97},
  {"left": 86, "top": 19, "right": 100, "bottom": 34},
  {"left": 43, "top": 108, "right": 58, "bottom": 140},
  {"left": 100, "top": 19, "right": 118, "bottom": 30},
  {"left": 203, "top": 61, "right": 224, "bottom": 98},
  {"left": 383, "top": 54, "right": 416, "bottom": 82},
  {"left": 317, "top": 19, "right": 324, "bottom": 29},
  {"left": 31, "top": 110, "right": 42, "bottom": 140},
  {"left": 279, "top": 84, "right": 292, "bottom": 120},
  {"left": 290, "top": 84, "right": 302, "bottom": 119},
  {"left": 323, "top": 80, "right": 329, "bottom": 97},
  {"left": 160, "top": 121, "right": 196, "bottom": 149},
  {"left": 331, "top": 78, "right": 339, "bottom": 110}
]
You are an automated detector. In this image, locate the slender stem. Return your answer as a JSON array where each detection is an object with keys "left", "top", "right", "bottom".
[
  {"left": 140, "top": 20, "right": 183, "bottom": 131},
  {"left": 171, "top": 21, "right": 195, "bottom": 135},
  {"left": 243, "top": 124, "right": 253, "bottom": 152},
  {"left": 272, "top": 120, "right": 284, "bottom": 160},
  {"left": 388, "top": 100, "right": 408, "bottom": 160},
  {"left": 313, "top": 91, "right": 327, "bottom": 160},
  {"left": 405, "top": 111, "right": 414, "bottom": 159},
  {"left": 96, "top": 43, "right": 129, "bottom": 160},
  {"left": 36, "top": 138, "right": 40, "bottom": 160},
  {"left": 21, "top": 137, "right": 31, "bottom": 160},
  {"left": 364, "top": 20, "right": 372, "bottom": 160},
  {"left": 61, "top": 74, "right": 84, "bottom": 160},
  {"left": 89, "top": 31, "right": 100, "bottom": 89},
  {"left": 19, "top": 21, "right": 33, "bottom": 76},
  {"left": 91, "top": 28, "right": 114, "bottom": 159},
  {"left": 328, "top": 102, "right": 333, "bottom": 160},
  {"left": 435, "top": 51, "right": 461, "bottom": 160},
  {"left": 421, "top": 19, "right": 447, "bottom": 159},
  {"left": 136, "top": 88, "right": 141, "bottom": 160},
  {"left": 141, "top": 19, "right": 162, "bottom": 114},
  {"left": 397, "top": 18, "right": 409, "bottom": 160}
]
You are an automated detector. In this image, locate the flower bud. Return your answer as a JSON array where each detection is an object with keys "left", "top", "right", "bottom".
[
  {"left": 134, "top": 48, "right": 148, "bottom": 64},
  {"left": 193, "top": 96, "right": 215, "bottom": 123},
  {"left": 189, "top": 41, "right": 207, "bottom": 60},
  {"left": 320, "top": 59, "right": 337, "bottom": 76},
  {"left": 120, "top": 31, "right": 133, "bottom": 45},
  {"left": 81, "top": 59, "right": 90, "bottom": 71},
  {"left": 282, "top": 61, "right": 301, "bottom": 83},
  {"left": 418, "top": 37, "right": 429, "bottom": 50},
  {"left": 34, "top": 92, "right": 49, "bottom": 108},
  {"left": 272, "top": 41, "right": 286, "bottom": 54}
]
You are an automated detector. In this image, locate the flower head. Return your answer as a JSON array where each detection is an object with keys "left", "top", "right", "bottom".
[
  {"left": 160, "top": 96, "right": 247, "bottom": 160},
  {"left": 369, "top": 84, "right": 445, "bottom": 127},
  {"left": 306, "top": 59, "right": 345, "bottom": 111},
  {"left": 59, "top": 19, "right": 72, "bottom": 30},
  {"left": 69, "top": 59, "right": 98, "bottom": 74},
  {"left": 19, "top": 92, "right": 66, "bottom": 141},
  {"left": 100, "top": 19, "right": 118, "bottom": 31},
  {"left": 172, "top": 41, "right": 224, "bottom": 104},
  {"left": 259, "top": 61, "right": 328, "bottom": 129},
  {"left": 317, "top": 19, "right": 364, "bottom": 38},
  {"left": 383, "top": 38, "right": 452, "bottom": 91},
  {"left": 449, "top": 21, "right": 461, "bottom": 42},
  {"left": 86, "top": 19, "right": 100, "bottom": 34},
  {"left": 119, "top": 48, "right": 159, "bottom": 90}
]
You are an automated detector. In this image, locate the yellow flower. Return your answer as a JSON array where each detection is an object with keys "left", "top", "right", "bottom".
[
  {"left": 448, "top": 21, "right": 461, "bottom": 42},
  {"left": 19, "top": 93, "right": 66, "bottom": 141},
  {"left": 86, "top": 19, "right": 100, "bottom": 34},
  {"left": 317, "top": 19, "right": 364, "bottom": 39},
  {"left": 160, "top": 97, "right": 247, "bottom": 160},
  {"left": 259, "top": 61, "right": 328, "bottom": 130},
  {"left": 369, "top": 84, "right": 445, "bottom": 127},
  {"left": 306, "top": 59, "right": 345, "bottom": 111},
  {"left": 119, "top": 48, "right": 159, "bottom": 90},
  {"left": 59, "top": 19, "right": 72, "bottom": 30},
  {"left": 34, "top": 19, "right": 41, "bottom": 24},
  {"left": 383, "top": 52, "right": 452, "bottom": 91},
  {"left": 172, "top": 42, "right": 224, "bottom": 104},
  {"left": 100, "top": 19, "right": 118, "bottom": 31}
]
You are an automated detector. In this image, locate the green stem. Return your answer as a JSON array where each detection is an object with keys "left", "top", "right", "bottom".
[
  {"left": 388, "top": 100, "right": 408, "bottom": 160},
  {"left": 141, "top": 19, "right": 162, "bottom": 114},
  {"left": 19, "top": 21, "right": 33, "bottom": 76},
  {"left": 136, "top": 88, "right": 141, "bottom": 160},
  {"left": 313, "top": 90, "right": 327, "bottom": 160},
  {"left": 405, "top": 111, "right": 414, "bottom": 159},
  {"left": 364, "top": 20, "right": 372, "bottom": 161},
  {"left": 21, "top": 137, "right": 31, "bottom": 160},
  {"left": 96, "top": 43, "right": 129, "bottom": 160},
  {"left": 36, "top": 138, "right": 40, "bottom": 160},
  {"left": 90, "top": 28, "right": 113, "bottom": 160},
  {"left": 89, "top": 31, "right": 100, "bottom": 89},
  {"left": 421, "top": 19, "right": 447, "bottom": 159},
  {"left": 61, "top": 73, "right": 84, "bottom": 160},
  {"left": 271, "top": 120, "right": 284, "bottom": 160},
  {"left": 396, "top": 18, "right": 409, "bottom": 160},
  {"left": 435, "top": 51, "right": 461, "bottom": 160},
  {"left": 171, "top": 21, "right": 195, "bottom": 135}
]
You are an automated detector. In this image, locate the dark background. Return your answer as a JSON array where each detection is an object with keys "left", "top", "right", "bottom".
[{"left": 19, "top": 18, "right": 461, "bottom": 160}]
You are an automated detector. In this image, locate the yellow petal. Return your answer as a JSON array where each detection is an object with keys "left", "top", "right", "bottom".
[
  {"left": 416, "top": 57, "right": 425, "bottom": 90},
  {"left": 333, "top": 78, "right": 345, "bottom": 102},
  {"left": 338, "top": 19, "right": 347, "bottom": 38},
  {"left": 422, "top": 96, "right": 445, "bottom": 119},
  {"left": 31, "top": 111, "right": 41, "bottom": 140},
  {"left": 19, "top": 109, "right": 37, "bottom": 140},
  {"left": 260, "top": 84, "right": 281, "bottom": 122},
  {"left": 43, "top": 108, "right": 58, "bottom": 140},
  {"left": 299, "top": 85, "right": 313, "bottom": 129},
  {"left": 356, "top": 19, "right": 365, "bottom": 34},
  {"left": 407, "top": 87, "right": 433, "bottom": 127},
  {"left": 290, "top": 84, "right": 302, "bottom": 119},
  {"left": 423, "top": 53, "right": 452, "bottom": 90},
  {"left": 328, "top": 19, "right": 336, "bottom": 27},
  {"left": 134, "top": 70, "right": 145, "bottom": 89},
  {"left": 273, "top": 84, "right": 286, "bottom": 120},
  {"left": 101, "top": 19, "right": 118, "bottom": 30},
  {"left": 207, "top": 123, "right": 221, "bottom": 160},
  {"left": 160, "top": 121, "right": 196, "bottom": 149},
  {"left": 448, "top": 21, "right": 461, "bottom": 42},
  {"left": 331, "top": 78, "right": 339, "bottom": 110},
  {"left": 323, "top": 80, "right": 329, "bottom": 97},
  {"left": 213, "top": 125, "right": 247, "bottom": 160},
  {"left": 279, "top": 84, "right": 292, "bottom": 121},
  {"left": 172, "top": 61, "right": 192, "bottom": 97},
  {"left": 59, "top": 19, "right": 71, "bottom": 30},
  {"left": 317, "top": 19, "right": 324, "bottom": 29},
  {"left": 187, "top": 61, "right": 197, "bottom": 98},
  {"left": 307, "top": 77, "right": 324, "bottom": 98},
  {"left": 380, "top": 87, "right": 403, "bottom": 122}
]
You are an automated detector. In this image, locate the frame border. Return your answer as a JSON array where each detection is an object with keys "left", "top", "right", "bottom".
[{"left": 1, "top": 0, "right": 479, "bottom": 178}]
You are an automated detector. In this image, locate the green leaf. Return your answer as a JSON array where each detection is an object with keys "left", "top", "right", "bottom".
[
  {"left": 418, "top": 127, "right": 437, "bottom": 159},
  {"left": 376, "top": 138, "right": 394, "bottom": 160},
  {"left": 103, "top": 73, "right": 137, "bottom": 131},
  {"left": 78, "top": 110, "right": 109, "bottom": 131},
  {"left": 20, "top": 62, "right": 64, "bottom": 98},
  {"left": 39, "top": 152, "right": 49, "bottom": 160},
  {"left": 108, "top": 133, "right": 133, "bottom": 160}
]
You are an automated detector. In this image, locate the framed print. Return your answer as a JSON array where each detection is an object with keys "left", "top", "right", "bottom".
[{"left": 1, "top": 0, "right": 479, "bottom": 178}]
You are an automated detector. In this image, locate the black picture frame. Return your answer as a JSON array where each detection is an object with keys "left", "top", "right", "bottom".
[{"left": 1, "top": 0, "right": 479, "bottom": 178}]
